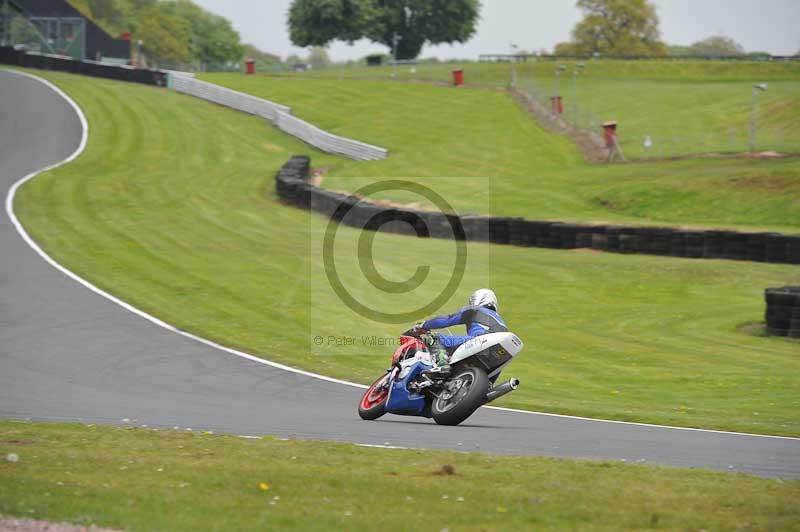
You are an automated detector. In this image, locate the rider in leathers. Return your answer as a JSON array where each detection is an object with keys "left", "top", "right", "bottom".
[{"left": 415, "top": 289, "right": 507, "bottom": 377}]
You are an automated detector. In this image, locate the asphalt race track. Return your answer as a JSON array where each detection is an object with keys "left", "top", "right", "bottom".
[{"left": 1, "top": 69, "right": 799, "bottom": 479}]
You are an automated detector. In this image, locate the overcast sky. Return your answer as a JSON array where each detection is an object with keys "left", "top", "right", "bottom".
[{"left": 192, "top": 0, "right": 800, "bottom": 60}]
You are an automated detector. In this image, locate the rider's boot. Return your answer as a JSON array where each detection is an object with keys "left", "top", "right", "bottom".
[{"left": 423, "top": 338, "right": 451, "bottom": 378}]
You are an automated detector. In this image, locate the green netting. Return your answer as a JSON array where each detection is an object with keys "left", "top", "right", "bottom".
[{"left": 0, "top": 8, "right": 85, "bottom": 60}]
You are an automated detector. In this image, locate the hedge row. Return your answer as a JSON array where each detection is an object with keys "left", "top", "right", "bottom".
[
  {"left": 275, "top": 156, "right": 800, "bottom": 265},
  {"left": 764, "top": 287, "right": 800, "bottom": 338},
  {"left": 0, "top": 47, "right": 167, "bottom": 86}
]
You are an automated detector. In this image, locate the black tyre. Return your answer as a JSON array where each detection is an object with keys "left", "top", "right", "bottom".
[
  {"left": 767, "top": 326, "right": 789, "bottom": 337},
  {"left": 766, "top": 305, "right": 794, "bottom": 321},
  {"left": 766, "top": 292, "right": 800, "bottom": 307},
  {"left": 358, "top": 374, "right": 390, "bottom": 421},
  {"left": 431, "top": 367, "right": 490, "bottom": 426}
]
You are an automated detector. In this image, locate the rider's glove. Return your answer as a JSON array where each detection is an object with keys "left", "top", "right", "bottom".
[{"left": 413, "top": 321, "right": 427, "bottom": 333}]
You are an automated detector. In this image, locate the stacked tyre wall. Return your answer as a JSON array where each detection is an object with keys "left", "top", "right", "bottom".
[
  {"left": 0, "top": 47, "right": 167, "bottom": 86},
  {"left": 765, "top": 288, "right": 800, "bottom": 338},
  {"left": 275, "top": 156, "right": 800, "bottom": 266}
]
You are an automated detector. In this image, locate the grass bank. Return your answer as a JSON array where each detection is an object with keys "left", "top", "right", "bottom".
[
  {"left": 264, "top": 59, "right": 800, "bottom": 84},
  {"left": 1, "top": 421, "right": 799, "bottom": 531},
  {"left": 266, "top": 59, "right": 800, "bottom": 157},
  {"left": 203, "top": 71, "right": 800, "bottom": 233},
  {"left": 8, "top": 68, "right": 800, "bottom": 435}
]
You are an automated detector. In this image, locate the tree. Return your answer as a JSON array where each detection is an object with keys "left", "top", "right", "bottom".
[
  {"left": 745, "top": 51, "right": 770, "bottom": 60},
  {"left": 285, "top": 53, "right": 305, "bottom": 66},
  {"left": 67, "top": 0, "right": 245, "bottom": 65},
  {"left": 137, "top": 4, "right": 191, "bottom": 64},
  {"left": 173, "top": 1, "right": 243, "bottom": 65},
  {"left": 307, "top": 46, "right": 331, "bottom": 69},
  {"left": 287, "top": 0, "right": 481, "bottom": 60},
  {"left": 553, "top": 41, "right": 581, "bottom": 56},
  {"left": 243, "top": 43, "right": 281, "bottom": 69},
  {"left": 67, "top": 0, "right": 94, "bottom": 19},
  {"left": 667, "top": 44, "right": 692, "bottom": 57},
  {"left": 688, "top": 35, "right": 744, "bottom": 57},
  {"left": 564, "top": 0, "right": 666, "bottom": 57}
]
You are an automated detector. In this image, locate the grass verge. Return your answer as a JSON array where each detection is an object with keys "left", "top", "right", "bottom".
[
  {"left": 8, "top": 67, "right": 800, "bottom": 435},
  {"left": 203, "top": 64, "right": 800, "bottom": 233},
  {"left": 1, "top": 421, "right": 799, "bottom": 531},
  {"left": 264, "top": 59, "right": 800, "bottom": 157}
]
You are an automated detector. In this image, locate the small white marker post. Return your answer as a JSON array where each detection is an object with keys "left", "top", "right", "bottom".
[{"left": 749, "top": 83, "right": 768, "bottom": 153}]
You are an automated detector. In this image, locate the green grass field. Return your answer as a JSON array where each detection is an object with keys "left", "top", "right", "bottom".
[
  {"left": 202, "top": 66, "right": 800, "bottom": 233},
  {"left": 2, "top": 421, "right": 799, "bottom": 531},
  {"left": 253, "top": 59, "right": 800, "bottom": 158},
  {"left": 8, "top": 67, "right": 800, "bottom": 436},
  {"left": 265, "top": 58, "right": 800, "bottom": 84}
]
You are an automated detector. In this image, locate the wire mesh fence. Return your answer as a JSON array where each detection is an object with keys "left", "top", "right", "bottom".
[
  {"left": 228, "top": 58, "right": 798, "bottom": 161},
  {"left": 511, "top": 61, "right": 800, "bottom": 160}
]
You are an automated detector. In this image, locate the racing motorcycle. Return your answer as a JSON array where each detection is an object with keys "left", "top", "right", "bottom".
[{"left": 358, "top": 328, "right": 524, "bottom": 426}]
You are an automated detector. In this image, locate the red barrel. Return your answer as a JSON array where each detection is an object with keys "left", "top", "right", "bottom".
[
  {"left": 550, "top": 96, "right": 564, "bottom": 114},
  {"left": 602, "top": 121, "right": 618, "bottom": 147},
  {"left": 245, "top": 58, "right": 255, "bottom": 75},
  {"left": 452, "top": 69, "right": 464, "bottom": 86}
]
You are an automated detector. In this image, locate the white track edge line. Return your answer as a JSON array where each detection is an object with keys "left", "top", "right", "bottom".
[
  {"left": 4, "top": 68, "right": 798, "bottom": 443},
  {"left": 356, "top": 443, "right": 410, "bottom": 450},
  {"left": 3, "top": 69, "right": 363, "bottom": 391}
]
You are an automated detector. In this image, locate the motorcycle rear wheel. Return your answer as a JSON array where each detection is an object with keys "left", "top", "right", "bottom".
[
  {"left": 431, "top": 367, "right": 489, "bottom": 426},
  {"left": 358, "top": 374, "right": 390, "bottom": 420}
]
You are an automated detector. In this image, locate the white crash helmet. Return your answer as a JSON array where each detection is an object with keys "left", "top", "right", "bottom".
[{"left": 469, "top": 288, "right": 498, "bottom": 311}]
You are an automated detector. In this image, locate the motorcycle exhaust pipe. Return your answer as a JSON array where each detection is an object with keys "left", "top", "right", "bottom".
[{"left": 485, "top": 378, "right": 520, "bottom": 404}]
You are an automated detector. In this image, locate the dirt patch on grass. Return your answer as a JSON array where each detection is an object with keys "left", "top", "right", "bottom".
[
  {"left": 309, "top": 166, "right": 332, "bottom": 186},
  {"left": 571, "top": 248, "right": 601, "bottom": 253},
  {"left": 510, "top": 87, "right": 607, "bottom": 163},
  {"left": 626, "top": 151, "right": 799, "bottom": 163},
  {"left": 722, "top": 175, "right": 800, "bottom": 193},
  {"left": 737, "top": 322, "right": 767, "bottom": 338},
  {"left": 0, "top": 517, "right": 122, "bottom": 532},
  {"left": 262, "top": 142, "right": 284, "bottom": 153}
]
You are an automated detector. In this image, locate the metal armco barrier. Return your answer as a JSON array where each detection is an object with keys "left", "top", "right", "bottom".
[
  {"left": 765, "top": 287, "right": 800, "bottom": 338},
  {"left": 275, "top": 155, "right": 800, "bottom": 266},
  {"left": 169, "top": 75, "right": 290, "bottom": 121},
  {"left": 274, "top": 111, "right": 388, "bottom": 161},
  {"left": 168, "top": 76, "right": 388, "bottom": 161},
  {"left": 0, "top": 47, "right": 388, "bottom": 161}
]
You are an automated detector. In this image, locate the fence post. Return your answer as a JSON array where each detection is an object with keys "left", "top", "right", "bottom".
[{"left": 749, "top": 83, "right": 767, "bottom": 153}]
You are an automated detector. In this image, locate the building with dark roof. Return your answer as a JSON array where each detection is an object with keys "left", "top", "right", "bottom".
[{"left": 2, "top": 0, "right": 130, "bottom": 60}]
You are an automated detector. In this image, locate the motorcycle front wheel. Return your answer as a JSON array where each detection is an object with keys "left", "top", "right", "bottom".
[
  {"left": 431, "top": 367, "right": 489, "bottom": 426},
  {"left": 358, "top": 374, "right": 390, "bottom": 420}
]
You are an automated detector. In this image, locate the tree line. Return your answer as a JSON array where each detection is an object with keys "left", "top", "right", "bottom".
[
  {"left": 288, "top": 0, "right": 786, "bottom": 61},
  {"left": 67, "top": 0, "right": 247, "bottom": 66},
  {"left": 66, "top": 0, "right": 788, "bottom": 69}
]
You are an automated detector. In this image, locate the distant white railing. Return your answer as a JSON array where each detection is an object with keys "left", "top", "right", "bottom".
[
  {"left": 169, "top": 75, "right": 290, "bottom": 121},
  {"left": 274, "top": 111, "right": 388, "bottom": 161},
  {"left": 167, "top": 75, "right": 388, "bottom": 161}
]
